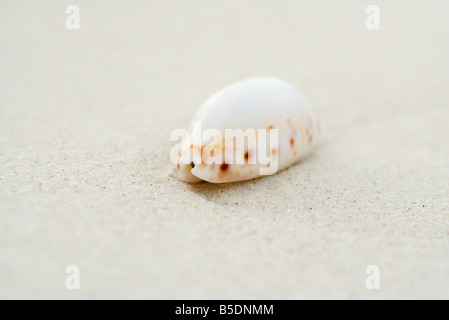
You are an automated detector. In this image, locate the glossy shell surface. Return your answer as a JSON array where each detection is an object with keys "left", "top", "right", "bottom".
[{"left": 177, "top": 76, "right": 320, "bottom": 183}]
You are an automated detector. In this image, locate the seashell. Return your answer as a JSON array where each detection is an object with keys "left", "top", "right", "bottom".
[{"left": 176, "top": 76, "right": 320, "bottom": 183}]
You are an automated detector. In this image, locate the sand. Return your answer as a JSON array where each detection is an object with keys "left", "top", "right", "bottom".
[{"left": 1, "top": 0, "right": 449, "bottom": 299}]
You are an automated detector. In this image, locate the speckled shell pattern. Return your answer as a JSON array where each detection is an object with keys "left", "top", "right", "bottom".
[{"left": 176, "top": 77, "right": 320, "bottom": 183}]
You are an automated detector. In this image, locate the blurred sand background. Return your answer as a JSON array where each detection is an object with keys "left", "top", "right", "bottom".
[{"left": 1, "top": 0, "right": 448, "bottom": 299}]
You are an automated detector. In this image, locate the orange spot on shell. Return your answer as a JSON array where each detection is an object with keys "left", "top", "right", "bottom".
[{"left": 290, "top": 138, "right": 294, "bottom": 147}]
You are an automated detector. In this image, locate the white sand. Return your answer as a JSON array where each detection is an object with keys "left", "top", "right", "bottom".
[{"left": 1, "top": 0, "right": 449, "bottom": 299}]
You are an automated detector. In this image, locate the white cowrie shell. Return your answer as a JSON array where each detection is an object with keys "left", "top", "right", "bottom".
[{"left": 176, "top": 76, "right": 320, "bottom": 183}]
